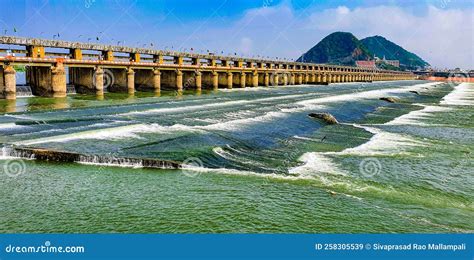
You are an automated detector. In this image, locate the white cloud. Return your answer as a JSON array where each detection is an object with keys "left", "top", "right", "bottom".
[
  {"left": 336, "top": 6, "right": 350, "bottom": 15},
  {"left": 305, "top": 5, "right": 473, "bottom": 69},
  {"left": 239, "top": 37, "right": 253, "bottom": 55},
  {"left": 123, "top": 3, "right": 472, "bottom": 69},
  {"left": 200, "top": 4, "right": 473, "bottom": 69}
]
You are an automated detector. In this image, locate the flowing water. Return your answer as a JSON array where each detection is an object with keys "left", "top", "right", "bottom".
[{"left": 0, "top": 81, "right": 472, "bottom": 233}]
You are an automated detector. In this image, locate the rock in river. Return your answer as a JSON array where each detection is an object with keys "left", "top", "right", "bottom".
[
  {"left": 379, "top": 97, "right": 398, "bottom": 103},
  {"left": 308, "top": 112, "right": 339, "bottom": 124}
]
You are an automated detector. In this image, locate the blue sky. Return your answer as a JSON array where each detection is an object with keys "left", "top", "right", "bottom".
[{"left": 1, "top": 0, "right": 473, "bottom": 68}]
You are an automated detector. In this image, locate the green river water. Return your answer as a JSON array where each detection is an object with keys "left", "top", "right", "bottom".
[{"left": 0, "top": 81, "right": 472, "bottom": 233}]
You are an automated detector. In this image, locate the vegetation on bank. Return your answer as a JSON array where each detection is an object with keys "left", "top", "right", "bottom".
[
  {"left": 360, "top": 35, "right": 430, "bottom": 70},
  {"left": 296, "top": 32, "right": 372, "bottom": 66},
  {"left": 297, "top": 32, "right": 429, "bottom": 70}
]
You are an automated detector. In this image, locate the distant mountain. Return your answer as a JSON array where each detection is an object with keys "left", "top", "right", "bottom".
[
  {"left": 360, "top": 36, "right": 430, "bottom": 69},
  {"left": 296, "top": 32, "right": 372, "bottom": 65}
]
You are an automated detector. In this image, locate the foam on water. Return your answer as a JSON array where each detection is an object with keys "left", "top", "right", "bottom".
[
  {"left": 291, "top": 109, "right": 431, "bottom": 176},
  {"left": 288, "top": 153, "right": 346, "bottom": 177},
  {"left": 341, "top": 125, "right": 425, "bottom": 156},
  {"left": 290, "top": 83, "right": 449, "bottom": 174},
  {"left": 15, "top": 108, "right": 285, "bottom": 144},
  {"left": 441, "top": 83, "right": 474, "bottom": 106},
  {"left": 213, "top": 147, "right": 260, "bottom": 166},
  {"left": 121, "top": 93, "right": 309, "bottom": 116},
  {"left": 387, "top": 105, "right": 453, "bottom": 126},
  {"left": 0, "top": 123, "right": 24, "bottom": 130},
  {"left": 296, "top": 82, "right": 440, "bottom": 107},
  {"left": 290, "top": 82, "right": 470, "bottom": 180},
  {"left": 122, "top": 99, "right": 251, "bottom": 116},
  {"left": 199, "top": 111, "right": 287, "bottom": 131},
  {"left": 292, "top": 127, "right": 424, "bottom": 175},
  {"left": 16, "top": 123, "right": 200, "bottom": 145},
  {"left": 4, "top": 114, "right": 34, "bottom": 120},
  {"left": 293, "top": 135, "right": 321, "bottom": 142},
  {"left": 12, "top": 82, "right": 442, "bottom": 145}
]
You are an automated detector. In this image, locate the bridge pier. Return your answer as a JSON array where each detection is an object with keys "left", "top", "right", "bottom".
[
  {"left": 283, "top": 73, "right": 288, "bottom": 85},
  {"left": 252, "top": 72, "right": 258, "bottom": 87},
  {"left": 127, "top": 68, "right": 135, "bottom": 93},
  {"left": 297, "top": 74, "right": 303, "bottom": 85},
  {"left": 94, "top": 67, "right": 104, "bottom": 94},
  {"left": 290, "top": 74, "right": 295, "bottom": 85},
  {"left": 0, "top": 65, "right": 16, "bottom": 99},
  {"left": 212, "top": 72, "right": 219, "bottom": 90},
  {"left": 153, "top": 69, "right": 161, "bottom": 92},
  {"left": 226, "top": 72, "right": 233, "bottom": 89},
  {"left": 195, "top": 71, "right": 202, "bottom": 90},
  {"left": 176, "top": 70, "right": 183, "bottom": 91},
  {"left": 240, "top": 72, "right": 246, "bottom": 88},
  {"left": 264, "top": 73, "right": 270, "bottom": 86},
  {"left": 52, "top": 64, "right": 67, "bottom": 97},
  {"left": 28, "top": 63, "right": 66, "bottom": 97},
  {"left": 272, "top": 73, "right": 279, "bottom": 86},
  {"left": 70, "top": 67, "right": 96, "bottom": 94}
]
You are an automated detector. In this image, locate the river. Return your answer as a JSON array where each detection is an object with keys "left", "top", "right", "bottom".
[{"left": 0, "top": 80, "right": 472, "bottom": 233}]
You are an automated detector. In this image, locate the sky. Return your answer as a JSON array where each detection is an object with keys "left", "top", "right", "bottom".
[{"left": 0, "top": 0, "right": 473, "bottom": 69}]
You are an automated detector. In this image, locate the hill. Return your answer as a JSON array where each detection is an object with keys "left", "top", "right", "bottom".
[
  {"left": 360, "top": 36, "right": 429, "bottom": 69},
  {"left": 296, "top": 32, "right": 371, "bottom": 65}
]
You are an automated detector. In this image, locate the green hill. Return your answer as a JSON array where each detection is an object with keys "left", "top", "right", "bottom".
[
  {"left": 296, "top": 32, "right": 372, "bottom": 65},
  {"left": 360, "top": 35, "right": 430, "bottom": 69}
]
